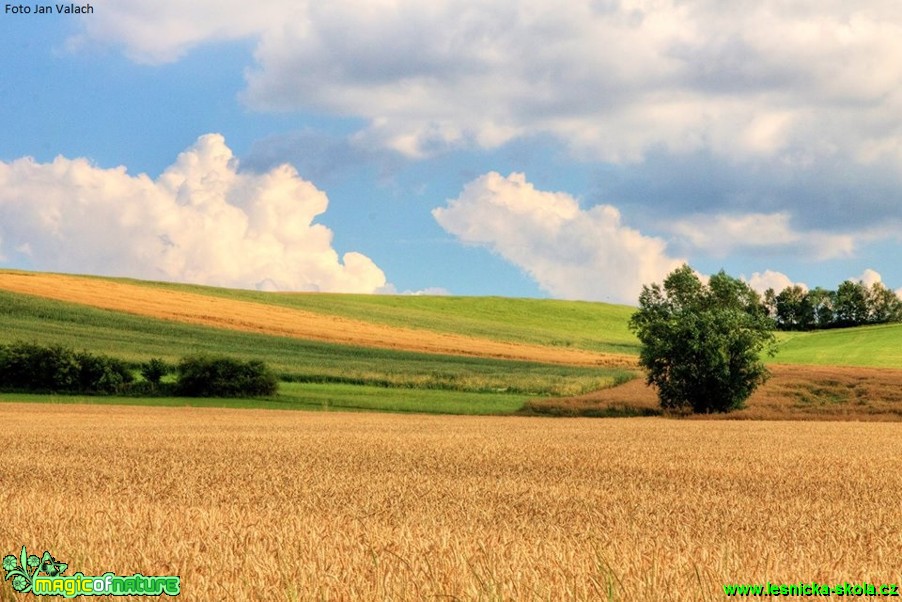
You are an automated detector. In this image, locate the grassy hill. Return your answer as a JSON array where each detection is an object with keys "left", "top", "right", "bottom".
[
  {"left": 2, "top": 269, "right": 901, "bottom": 417},
  {"left": 22, "top": 271, "right": 641, "bottom": 355},
  {"left": 774, "top": 323, "right": 902, "bottom": 368},
  {"left": 0, "top": 271, "right": 638, "bottom": 413}
]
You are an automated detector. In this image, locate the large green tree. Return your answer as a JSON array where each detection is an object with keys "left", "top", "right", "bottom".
[{"left": 629, "top": 265, "right": 777, "bottom": 414}]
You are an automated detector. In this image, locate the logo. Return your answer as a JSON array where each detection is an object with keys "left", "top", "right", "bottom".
[{"left": 2, "top": 546, "right": 180, "bottom": 598}]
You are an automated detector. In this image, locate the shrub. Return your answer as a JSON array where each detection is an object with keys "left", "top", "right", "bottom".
[
  {"left": 0, "top": 342, "right": 80, "bottom": 392},
  {"left": 0, "top": 342, "right": 132, "bottom": 394},
  {"left": 75, "top": 351, "right": 134, "bottom": 394},
  {"left": 140, "top": 358, "right": 170, "bottom": 387},
  {"left": 174, "top": 355, "right": 278, "bottom": 397}
]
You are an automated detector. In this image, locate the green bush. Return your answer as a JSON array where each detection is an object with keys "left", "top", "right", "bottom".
[
  {"left": 0, "top": 342, "right": 132, "bottom": 394},
  {"left": 140, "top": 358, "right": 170, "bottom": 386},
  {"left": 174, "top": 355, "right": 278, "bottom": 397},
  {"left": 75, "top": 351, "right": 134, "bottom": 394},
  {"left": 0, "top": 342, "right": 78, "bottom": 391}
]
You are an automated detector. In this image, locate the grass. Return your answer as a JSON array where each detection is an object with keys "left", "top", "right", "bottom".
[
  {"left": 0, "top": 382, "right": 528, "bottom": 415},
  {"left": 2, "top": 404, "right": 900, "bottom": 601},
  {"left": 4, "top": 269, "right": 902, "bottom": 418},
  {"left": 23, "top": 270, "right": 641, "bottom": 355},
  {"left": 774, "top": 323, "right": 902, "bottom": 367},
  {"left": 0, "top": 289, "right": 628, "bottom": 399},
  {"left": 9, "top": 269, "right": 902, "bottom": 371}
]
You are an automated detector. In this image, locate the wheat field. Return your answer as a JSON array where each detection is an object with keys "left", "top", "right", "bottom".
[
  {"left": 2, "top": 403, "right": 900, "bottom": 601},
  {"left": 0, "top": 271, "right": 632, "bottom": 368}
]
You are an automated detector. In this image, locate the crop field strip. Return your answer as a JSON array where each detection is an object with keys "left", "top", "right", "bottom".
[
  {"left": 0, "top": 270, "right": 634, "bottom": 368},
  {"left": 534, "top": 364, "right": 902, "bottom": 420},
  {"left": 102, "top": 273, "right": 642, "bottom": 355},
  {"left": 2, "top": 404, "right": 900, "bottom": 601},
  {"left": 0, "top": 288, "right": 628, "bottom": 404},
  {"left": 3, "top": 269, "right": 902, "bottom": 417}
]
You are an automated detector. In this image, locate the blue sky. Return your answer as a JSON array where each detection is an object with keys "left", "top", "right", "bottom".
[{"left": 2, "top": 1, "right": 901, "bottom": 304}]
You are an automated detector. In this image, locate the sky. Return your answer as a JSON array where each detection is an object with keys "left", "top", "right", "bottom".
[{"left": 1, "top": 1, "right": 901, "bottom": 305}]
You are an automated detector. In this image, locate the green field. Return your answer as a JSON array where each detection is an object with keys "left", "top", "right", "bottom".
[
  {"left": 0, "top": 382, "right": 527, "bottom": 415},
  {"left": 68, "top": 272, "right": 641, "bottom": 355},
  {"left": 3, "top": 271, "right": 902, "bottom": 415},
  {"left": 773, "top": 323, "right": 902, "bottom": 368},
  {"left": 0, "top": 285, "right": 632, "bottom": 413},
  {"left": 59, "top": 272, "right": 902, "bottom": 369}
]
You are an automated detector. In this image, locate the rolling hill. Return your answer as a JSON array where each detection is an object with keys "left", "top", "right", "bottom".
[{"left": 2, "top": 268, "right": 901, "bottom": 418}]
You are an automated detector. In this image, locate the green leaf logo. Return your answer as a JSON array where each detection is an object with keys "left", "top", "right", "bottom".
[{"left": 2, "top": 546, "right": 68, "bottom": 594}]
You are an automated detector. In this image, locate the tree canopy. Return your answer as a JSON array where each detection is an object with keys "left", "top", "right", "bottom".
[
  {"left": 629, "top": 265, "right": 777, "bottom": 414},
  {"left": 764, "top": 279, "right": 902, "bottom": 331}
]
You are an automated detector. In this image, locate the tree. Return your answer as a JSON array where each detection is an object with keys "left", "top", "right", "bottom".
[
  {"left": 174, "top": 355, "right": 278, "bottom": 397},
  {"left": 833, "top": 280, "right": 869, "bottom": 327},
  {"left": 140, "top": 358, "right": 170, "bottom": 388},
  {"left": 774, "top": 285, "right": 813, "bottom": 330},
  {"left": 629, "top": 265, "right": 777, "bottom": 414},
  {"left": 866, "top": 282, "right": 902, "bottom": 324},
  {"left": 807, "top": 287, "right": 835, "bottom": 329}
]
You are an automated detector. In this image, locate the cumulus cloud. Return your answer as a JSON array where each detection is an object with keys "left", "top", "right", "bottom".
[
  {"left": 666, "top": 212, "right": 856, "bottom": 260},
  {"left": 745, "top": 267, "right": 902, "bottom": 297},
  {"left": 0, "top": 134, "right": 389, "bottom": 293},
  {"left": 744, "top": 270, "right": 807, "bottom": 295},
  {"left": 851, "top": 268, "right": 883, "bottom": 287},
  {"left": 69, "top": 0, "right": 290, "bottom": 63},
  {"left": 63, "top": 0, "right": 902, "bottom": 241},
  {"left": 68, "top": 1, "right": 902, "bottom": 167},
  {"left": 433, "top": 172, "right": 683, "bottom": 303},
  {"left": 849, "top": 267, "right": 902, "bottom": 301}
]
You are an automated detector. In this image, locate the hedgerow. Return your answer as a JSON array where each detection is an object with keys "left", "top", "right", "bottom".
[{"left": 0, "top": 342, "right": 277, "bottom": 397}]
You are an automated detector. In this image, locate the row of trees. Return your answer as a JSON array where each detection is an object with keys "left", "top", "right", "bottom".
[
  {"left": 764, "top": 280, "right": 902, "bottom": 330},
  {"left": 0, "top": 342, "right": 278, "bottom": 397},
  {"left": 0, "top": 342, "right": 133, "bottom": 394},
  {"left": 631, "top": 265, "right": 901, "bottom": 414}
]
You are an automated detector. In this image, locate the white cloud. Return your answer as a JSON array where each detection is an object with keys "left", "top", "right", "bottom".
[
  {"left": 73, "top": 1, "right": 902, "bottom": 167},
  {"left": 667, "top": 212, "right": 856, "bottom": 260},
  {"left": 403, "top": 287, "right": 451, "bottom": 296},
  {"left": 851, "top": 268, "right": 883, "bottom": 287},
  {"left": 843, "top": 269, "right": 902, "bottom": 300},
  {"left": 744, "top": 270, "right": 807, "bottom": 295},
  {"left": 0, "top": 134, "right": 388, "bottom": 293},
  {"left": 69, "top": 0, "right": 290, "bottom": 63},
  {"left": 432, "top": 172, "right": 683, "bottom": 303}
]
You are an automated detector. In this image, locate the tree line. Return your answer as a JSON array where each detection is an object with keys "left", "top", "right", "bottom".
[
  {"left": 764, "top": 279, "right": 902, "bottom": 331},
  {"left": 0, "top": 342, "right": 278, "bottom": 397}
]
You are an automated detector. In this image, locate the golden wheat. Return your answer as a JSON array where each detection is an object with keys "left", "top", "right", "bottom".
[
  {"left": 2, "top": 403, "right": 900, "bottom": 601},
  {"left": 537, "top": 364, "right": 902, "bottom": 421},
  {"left": 0, "top": 271, "right": 632, "bottom": 368}
]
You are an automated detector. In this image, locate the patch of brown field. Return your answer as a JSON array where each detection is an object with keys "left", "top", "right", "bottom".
[
  {"left": 2, "top": 404, "right": 900, "bottom": 601},
  {"left": 0, "top": 271, "right": 634, "bottom": 368},
  {"left": 526, "top": 364, "right": 902, "bottom": 420}
]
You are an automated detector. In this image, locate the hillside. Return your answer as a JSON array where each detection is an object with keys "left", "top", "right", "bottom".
[
  {"left": 775, "top": 323, "right": 902, "bottom": 368},
  {"left": 2, "top": 269, "right": 902, "bottom": 418},
  {"left": 0, "top": 269, "right": 637, "bottom": 413},
  {"left": 0, "top": 270, "right": 635, "bottom": 367}
]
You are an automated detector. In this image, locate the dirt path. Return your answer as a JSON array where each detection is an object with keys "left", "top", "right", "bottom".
[{"left": 0, "top": 271, "right": 635, "bottom": 367}]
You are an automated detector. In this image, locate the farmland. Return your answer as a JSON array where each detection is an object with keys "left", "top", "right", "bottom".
[
  {"left": 2, "top": 270, "right": 902, "bottom": 600},
  {"left": 3, "top": 269, "right": 902, "bottom": 417},
  {"left": 2, "top": 404, "right": 900, "bottom": 601},
  {"left": 0, "top": 270, "right": 635, "bottom": 365},
  {"left": 0, "top": 270, "right": 635, "bottom": 414}
]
